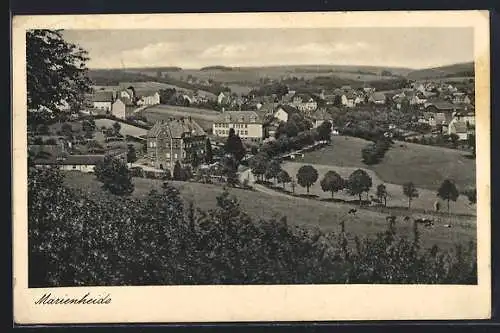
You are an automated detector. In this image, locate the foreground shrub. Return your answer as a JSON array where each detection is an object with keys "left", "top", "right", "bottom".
[{"left": 28, "top": 167, "right": 477, "bottom": 286}]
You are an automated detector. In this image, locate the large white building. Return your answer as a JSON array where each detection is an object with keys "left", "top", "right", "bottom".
[{"left": 212, "top": 111, "right": 264, "bottom": 143}]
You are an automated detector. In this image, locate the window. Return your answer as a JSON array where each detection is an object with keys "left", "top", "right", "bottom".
[
  {"left": 245, "top": 130, "right": 248, "bottom": 135},
  {"left": 245, "top": 124, "right": 248, "bottom": 128},
  {"left": 174, "top": 153, "right": 178, "bottom": 159},
  {"left": 166, "top": 153, "right": 170, "bottom": 158},
  {"left": 183, "top": 151, "right": 186, "bottom": 158}
]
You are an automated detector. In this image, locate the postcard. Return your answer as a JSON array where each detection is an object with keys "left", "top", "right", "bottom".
[{"left": 12, "top": 10, "right": 491, "bottom": 324}]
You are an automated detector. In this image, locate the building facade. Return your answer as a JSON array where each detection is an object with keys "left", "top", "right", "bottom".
[
  {"left": 212, "top": 111, "right": 264, "bottom": 143},
  {"left": 91, "top": 91, "right": 114, "bottom": 111},
  {"left": 146, "top": 118, "right": 207, "bottom": 170}
]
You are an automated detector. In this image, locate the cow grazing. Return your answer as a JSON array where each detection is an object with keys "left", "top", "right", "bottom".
[
  {"left": 415, "top": 218, "right": 434, "bottom": 227},
  {"left": 403, "top": 216, "right": 411, "bottom": 222},
  {"left": 348, "top": 208, "right": 357, "bottom": 215},
  {"left": 386, "top": 215, "right": 396, "bottom": 223}
]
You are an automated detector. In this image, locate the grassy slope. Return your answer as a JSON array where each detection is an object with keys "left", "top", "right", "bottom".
[
  {"left": 141, "top": 105, "right": 221, "bottom": 131},
  {"left": 94, "top": 119, "right": 148, "bottom": 137},
  {"left": 281, "top": 161, "right": 475, "bottom": 216},
  {"left": 301, "top": 136, "right": 476, "bottom": 191},
  {"left": 62, "top": 171, "right": 475, "bottom": 250},
  {"left": 406, "top": 62, "right": 474, "bottom": 80}
]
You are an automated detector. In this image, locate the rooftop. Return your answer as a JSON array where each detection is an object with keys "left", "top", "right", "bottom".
[
  {"left": 147, "top": 117, "right": 206, "bottom": 138},
  {"left": 216, "top": 111, "right": 262, "bottom": 124}
]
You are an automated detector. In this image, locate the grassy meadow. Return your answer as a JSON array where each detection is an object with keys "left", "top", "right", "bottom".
[
  {"left": 300, "top": 136, "right": 476, "bottom": 191},
  {"left": 280, "top": 161, "right": 476, "bottom": 216},
  {"left": 62, "top": 171, "right": 476, "bottom": 250}
]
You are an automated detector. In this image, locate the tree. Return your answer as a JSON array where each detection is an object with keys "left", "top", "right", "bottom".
[
  {"left": 190, "top": 151, "right": 200, "bottom": 169},
  {"left": 126, "top": 145, "right": 138, "bottom": 167},
  {"left": 221, "top": 156, "right": 238, "bottom": 186},
  {"left": 204, "top": 138, "right": 213, "bottom": 164},
  {"left": 376, "top": 184, "right": 388, "bottom": 207},
  {"left": 290, "top": 179, "right": 297, "bottom": 194},
  {"left": 225, "top": 128, "right": 246, "bottom": 164},
  {"left": 94, "top": 156, "right": 134, "bottom": 195},
  {"left": 296, "top": 165, "right": 319, "bottom": 194},
  {"left": 437, "top": 179, "right": 459, "bottom": 213},
  {"left": 61, "top": 123, "right": 73, "bottom": 140},
  {"left": 249, "top": 153, "right": 269, "bottom": 182},
  {"left": 463, "top": 188, "right": 477, "bottom": 205},
  {"left": 467, "top": 133, "right": 476, "bottom": 156},
  {"left": 316, "top": 120, "right": 332, "bottom": 142},
  {"left": 284, "top": 121, "right": 299, "bottom": 138},
  {"left": 449, "top": 133, "right": 459, "bottom": 147},
  {"left": 173, "top": 161, "right": 184, "bottom": 181},
  {"left": 320, "top": 170, "right": 344, "bottom": 199},
  {"left": 403, "top": 182, "right": 419, "bottom": 209},
  {"left": 347, "top": 169, "right": 373, "bottom": 205},
  {"left": 27, "top": 30, "right": 92, "bottom": 113},
  {"left": 277, "top": 170, "right": 291, "bottom": 189},
  {"left": 112, "top": 121, "right": 122, "bottom": 136},
  {"left": 265, "top": 159, "right": 281, "bottom": 184},
  {"left": 82, "top": 119, "right": 96, "bottom": 133}
]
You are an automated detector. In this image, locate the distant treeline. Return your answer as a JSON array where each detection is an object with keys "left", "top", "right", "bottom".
[
  {"left": 88, "top": 69, "right": 230, "bottom": 96},
  {"left": 200, "top": 66, "right": 233, "bottom": 71}
]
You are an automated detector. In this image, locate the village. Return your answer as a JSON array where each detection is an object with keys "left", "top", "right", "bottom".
[{"left": 29, "top": 74, "right": 476, "bottom": 183}]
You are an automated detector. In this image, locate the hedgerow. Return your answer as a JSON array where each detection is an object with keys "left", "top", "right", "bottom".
[{"left": 28, "top": 167, "right": 476, "bottom": 287}]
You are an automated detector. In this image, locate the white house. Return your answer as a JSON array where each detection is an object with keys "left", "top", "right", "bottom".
[
  {"left": 217, "top": 92, "right": 227, "bottom": 105},
  {"left": 91, "top": 91, "right": 114, "bottom": 111},
  {"left": 212, "top": 111, "right": 264, "bottom": 143},
  {"left": 311, "top": 109, "right": 332, "bottom": 129},
  {"left": 447, "top": 120, "right": 469, "bottom": 140},
  {"left": 341, "top": 92, "right": 358, "bottom": 108},
  {"left": 273, "top": 105, "right": 298, "bottom": 123},
  {"left": 368, "top": 92, "right": 386, "bottom": 105},
  {"left": 293, "top": 97, "right": 318, "bottom": 112},
  {"left": 136, "top": 91, "right": 161, "bottom": 106},
  {"left": 111, "top": 98, "right": 138, "bottom": 120}
]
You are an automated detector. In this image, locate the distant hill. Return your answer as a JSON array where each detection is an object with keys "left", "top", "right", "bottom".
[
  {"left": 200, "top": 65, "right": 233, "bottom": 71},
  {"left": 406, "top": 62, "right": 474, "bottom": 80}
]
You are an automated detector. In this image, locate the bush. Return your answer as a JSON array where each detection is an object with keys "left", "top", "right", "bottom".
[{"left": 28, "top": 167, "right": 477, "bottom": 287}]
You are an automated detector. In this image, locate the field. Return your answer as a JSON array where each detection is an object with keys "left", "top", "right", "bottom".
[
  {"left": 300, "top": 136, "right": 476, "bottom": 191},
  {"left": 140, "top": 104, "right": 221, "bottom": 131},
  {"left": 406, "top": 62, "right": 474, "bottom": 80},
  {"left": 63, "top": 171, "right": 475, "bottom": 250},
  {"left": 94, "top": 119, "right": 148, "bottom": 137},
  {"left": 160, "top": 67, "right": 404, "bottom": 85},
  {"left": 280, "top": 161, "right": 476, "bottom": 216}
]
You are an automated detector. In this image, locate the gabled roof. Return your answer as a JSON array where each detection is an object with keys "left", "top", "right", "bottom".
[
  {"left": 216, "top": 111, "right": 262, "bottom": 124},
  {"left": 91, "top": 91, "right": 114, "bottom": 102},
  {"left": 275, "top": 104, "right": 299, "bottom": 115},
  {"left": 428, "top": 101, "right": 458, "bottom": 111},
  {"left": 404, "top": 90, "right": 416, "bottom": 98},
  {"left": 135, "top": 90, "right": 159, "bottom": 98},
  {"left": 344, "top": 91, "right": 357, "bottom": 99},
  {"left": 451, "top": 121, "right": 468, "bottom": 133},
  {"left": 147, "top": 118, "right": 206, "bottom": 138},
  {"left": 370, "top": 92, "right": 386, "bottom": 101},
  {"left": 312, "top": 109, "right": 332, "bottom": 121},
  {"left": 114, "top": 96, "right": 134, "bottom": 106}
]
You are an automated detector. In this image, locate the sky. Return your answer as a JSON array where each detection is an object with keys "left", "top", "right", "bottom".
[{"left": 62, "top": 28, "right": 474, "bottom": 70}]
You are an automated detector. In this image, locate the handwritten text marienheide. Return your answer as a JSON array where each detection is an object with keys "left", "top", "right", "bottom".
[{"left": 34, "top": 293, "right": 111, "bottom": 305}]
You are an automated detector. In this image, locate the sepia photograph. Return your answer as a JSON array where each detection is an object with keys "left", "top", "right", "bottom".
[{"left": 12, "top": 11, "right": 491, "bottom": 323}]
